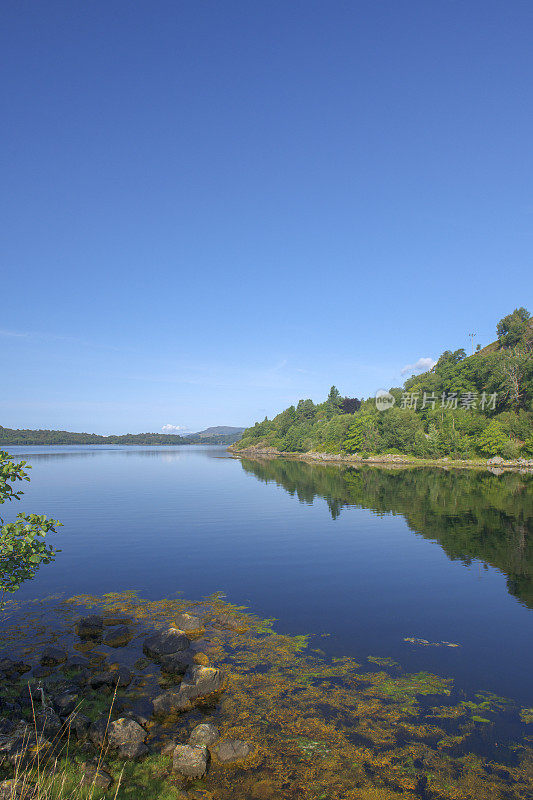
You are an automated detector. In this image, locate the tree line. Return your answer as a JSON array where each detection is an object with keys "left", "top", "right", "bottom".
[{"left": 235, "top": 308, "right": 533, "bottom": 459}]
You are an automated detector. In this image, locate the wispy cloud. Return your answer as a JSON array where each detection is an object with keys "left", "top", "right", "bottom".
[
  {"left": 400, "top": 356, "right": 436, "bottom": 376},
  {"left": 0, "top": 329, "right": 30, "bottom": 338}
]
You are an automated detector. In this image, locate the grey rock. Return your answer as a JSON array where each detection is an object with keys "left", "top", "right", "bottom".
[
  {"left": 118, "top": 665, "right": 133, "bottom": 686},
  {"left": 189, "top": 723, "right": 219, "bottom": 747},
  {"left": 153, "top": 691, "right": 191, "bottom": 717},
  {"left": 103, "top": 626, "right": 134, "bottom": 648},
  {"left": 0, "top": 779, "right": 36, "bottom": 800},
  {"left": 174, "top": 613, "right": 204, "bottom": 633},
  {"left": 178, "top": 665, "right": 225, "bottom": 701},
  {"left": 63, "top": 656, "right": 89, "bottom": 672},
  {"left": 108, "top": 717, "right": 146, "bottom": 758},
  {"left": 32, "top": 666, "right": 53, "bottom": 679},
  {"left": 0, "top": 659, "right": 31, "bottom": 677},
  {"left": 89, "top": 671, "right": 116, "bottom": 689},
  {"left": 80, "top": 762, "right": 113, "bottom": 790},
  {"left": 159, "top": 650, "right": 193, "bottom": 676},
  {"left": 76, "top": 615, "right": 104, "bottom": 638},
  {"left": 34, "top": 708, "right": 62, "bottom": 737},
  {"left": 40, "top": 647, "right": 67, "bottom": 666},
  {"left": 119, "top": 740, "right": 149, "bottom": 759},
  {"left": 215, "top": 738, "right": 254, "bottom": 764},
  {"left": 143, "top": 627, "right": 190, "bottom": 660},
  {"left": 66, "top": 712, "right": 90, "bottom": 739},
  {"left": 172, "top": 744, "right": 209, "bottom": 778},
  {"left": 103, "top": 616, "right": 131, "bottom": 627},
  {"left": 88, "top": 716, "right": 109, "bottom": 747},
  {"left": 54, "top": 692, "right": 79, "bottom": 717}
]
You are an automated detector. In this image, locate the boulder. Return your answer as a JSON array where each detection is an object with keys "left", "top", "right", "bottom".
[
  {"left": 178, "top": 666, "right": 225, "bottom": 701},
  {"left": 66, "top": 711, "right": 90, "bottom": 740},
  {"left": 108, "top": 718, "right": 147, "bottom": 758},
  {"left": 40, "top": 647, "right": 67, "bottom": 666},
  {"left": 34, "top": 708, "right": 62, "bottom": 737},
  {"left": 103, "top": 626, "right": 134, "bottom": 648},
  {"left": 0, "top": 779, "right": 36, "bottom": 800},
  {"left": 89, "top": 671, "right": 116, "bottom": 690},
  {"left": 215, "top": 738, "right": 254, "bottom": 764},
  {"left": 189, "top": 723, "right": 219, "bottom": 747},
  {"left": 143, "top": 628, "right": 190, "bottom": 660},
  {"left": 103, "top": 616, "right": 131, "bottom": 627},
  {"left": 54, "top": 692, "right": 79, "bottom": 717},
  {"left": 112, "top": 665, "right": 133, "bottom": 687},
  {"left": 63, "top": 656, "right": 89, "bottom": 672},
  {"left": 32, "top": 666, "right": 53, "bottom": 679},
  {"left": 75, "top": 615, "right": 104, "bottom": 638},
  {"left": 0, "top": 659, "right": 31, "bottom": 677},
  {"left": 80, "top": 763, "right": 113, "bottom": 790},
  {"left": 174, "top": 613, "right": 204, "bottom": 633},
  {"left": 172, "top": 744, "right": 209, "bottom": 778},
  {"left": 88, "top": 716, "right": 109, "bottom": 747},
  {"left": 159, "top": 650, "right": 193, "bottom": 676},
  {"left": 153, "top": 691, "right": 191, "bottom": 718}
]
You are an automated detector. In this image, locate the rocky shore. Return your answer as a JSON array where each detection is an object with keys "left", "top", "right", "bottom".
[
  {"left": 0, "top": 609, "right": 254, "bottom": 798},
  {"left": 229, "top": 445, "right": 533, "bottom": 472}
]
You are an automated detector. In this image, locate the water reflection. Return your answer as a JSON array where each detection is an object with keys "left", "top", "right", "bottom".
[{"left": 240, "top": 458, "right": 533, "bottom": 608}]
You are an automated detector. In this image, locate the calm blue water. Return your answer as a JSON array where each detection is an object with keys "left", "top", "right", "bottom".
[{"left": 3, "top": 445, "right": 532, "bottom": 705}]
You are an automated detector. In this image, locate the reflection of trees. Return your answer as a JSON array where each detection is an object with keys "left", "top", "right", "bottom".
[{"left": 240, "top": 458, "right": 533, "bottom": 608}]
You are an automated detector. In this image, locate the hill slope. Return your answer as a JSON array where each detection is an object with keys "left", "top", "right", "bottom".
[
  {"left": 0, "top": 426, "right": 244, "bottom": 447},
  {"left": 234, "top": 307, "right": 533, "bottom": 460}
]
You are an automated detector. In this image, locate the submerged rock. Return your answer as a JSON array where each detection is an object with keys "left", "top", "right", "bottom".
[
  {"left": 89, "top": 671, "right": 116, "bottom": 689},
  {"left": 189, "top": 723, "right": 219, "bottom": 747},
  {"left": 215, "top": 738, "right": 254, "bottom": 764},
  {"left": 143, "top": 627, "right": 190, "bottom": 660},
  {"left": 76, "top": 615, "right": 104, "bottom": 638},
  {"left": 174, "top": 613, "right": 204, "bottom": 633},
  {"left": 126, "top": 698, "right": 154, "bottom": 727},
  {"left": 172, "top": 744, "right": 209, "bottom": 778},
  {"left": 103, "top": 625, "right": 134, "bottom": 648},
  {"left": 159, "top": 650, "right": 193, "bottom": 676},
  {"left": 40, "top": 647, "right": 67, "bottom": 666}
]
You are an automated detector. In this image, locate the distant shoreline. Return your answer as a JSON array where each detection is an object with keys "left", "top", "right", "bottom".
[{"left": 228, "top": 445, "right": 533, "bottom": 472}]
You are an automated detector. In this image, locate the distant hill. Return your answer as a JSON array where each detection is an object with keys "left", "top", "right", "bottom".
[
  {"left": 0, "top": 426, "right": 245, "bottom": 447},
  {"left": 192, "top": 426, "right": 245, "bottom": 438}
]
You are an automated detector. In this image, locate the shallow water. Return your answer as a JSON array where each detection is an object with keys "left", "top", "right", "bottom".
[{"left": 3, "top": 445, "right": 532, "bottom": 706}]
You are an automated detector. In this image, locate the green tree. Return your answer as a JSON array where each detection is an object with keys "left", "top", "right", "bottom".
[
  {"left": 0, "top": 451, "right": 61, "bottom": 611},
  {"left": 476, "top": 421, "right": 510, "bottom": 457},
  {"left": 326, "top": 386, "right": 342, "bottom": 414},
  {"left": 497, "top": 307, "right": 531, "bottom": 348}
]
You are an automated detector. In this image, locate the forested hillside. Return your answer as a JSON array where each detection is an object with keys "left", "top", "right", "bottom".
[
  {"left": 235, "top": 308, "right": 533, "bottom": 459},
  {"left": 0, "top": 427, "right": 243, "bottom": 446}
]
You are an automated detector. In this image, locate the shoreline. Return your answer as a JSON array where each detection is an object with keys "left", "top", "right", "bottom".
[{"left": 228, "top": 444, "right": 533, "bottom": 472}]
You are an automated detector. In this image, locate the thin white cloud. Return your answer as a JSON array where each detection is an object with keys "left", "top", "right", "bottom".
[
  {"left": 161, "top": 424, "right": 190, "bottom": 434},
  {"left": 0, "top": 329, "right": 30, "bottom": 338},
  {"left": 400, "top": 357, "right": 437, "bottom": 376}
]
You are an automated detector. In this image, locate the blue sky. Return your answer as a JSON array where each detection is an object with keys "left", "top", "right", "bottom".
[{"left": 1, "top": 0, "right": 532, "bottom": 434}]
